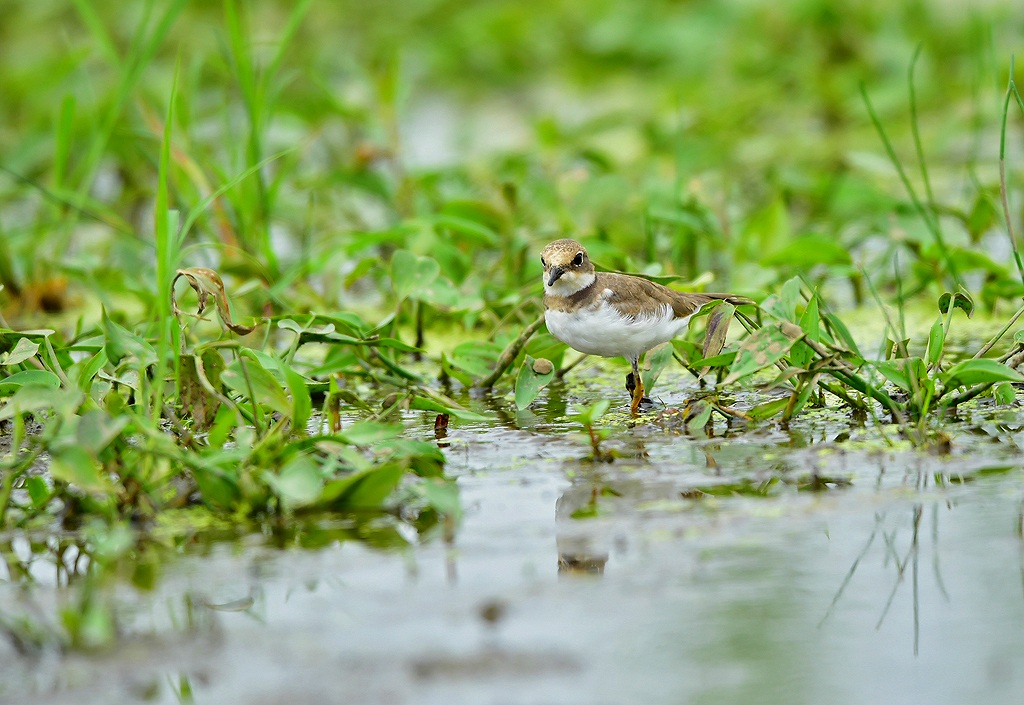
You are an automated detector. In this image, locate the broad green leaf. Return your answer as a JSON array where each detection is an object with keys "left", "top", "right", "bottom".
[
  {"left": 102, "top": 307, "right": 156, "bottom": 366},
  {"left": 641, "top": 343, "right": 675, "bottom": 396},
  {"left": 574, "top": 399, "right": 610, "bottom": 425},
  {"left": 409, "top": 395, "right": 489, "bottom": 422},
  {"left": 25, "top": 476, "right": 50, "bottom": 507},
  {"left": 0, "top": 385, "right": 83, "bottom": 420},
  {"left": 447, "top": 341, "right": 502, "bottom": 380},
  {"left": 0, "top": 370, "right": 61, "bottom": 395},
  {"left": 686, "top": 400, "right": 713, "bottom": 433},
  {"left": 515, "top": 356, "right": 555, "bottom": 410},
  {"left": 338, "top": 421, "right": 403, "bottom": 446},
  {"left": 76, "top": 410, "right": 130, "bottom": 455},
  {"left": 341, "top": 463, "right": 406, "bottom": 509},
  {"left": 723, "top": 324, "right": 799, "bottom": 385},
  {"left": 938, "top": 290, "right": 974, "bottom": 318},
  {"left": 51, "top": 446, "right": 109, "bottom": 493},
  {"left": 994, "top": 381, "right": 1016, "bottom": 405},
  {"left": 1, "top": 337, "right": 39, "bottom": 366},
  {"left": 193, "top": 461, "right": 241, "bottom": 509},
  {"left": 391, "top": 250, "right": 440, "bottom": 301},
  {"left": 747, "top": 397, "right": 790, "bottom": 421},
  {"left": 941, "top": 358, "right": 1024, "bottom": 388},
  {"left": 263, "top": 455, "right": 323, "bottom": 508},
  {"left": 222, "top": 352, "right": 291, "bottom": 417},
  {"left": 876, "top": 357, "right": 927, "bottom": 392}
]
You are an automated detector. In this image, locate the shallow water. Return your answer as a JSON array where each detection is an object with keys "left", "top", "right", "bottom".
[{"left": 4, "top": 370, "right": 1024, "bottom": 704}]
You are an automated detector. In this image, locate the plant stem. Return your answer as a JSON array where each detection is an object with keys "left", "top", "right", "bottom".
[{"left": 478, "top": 314, "right": 546, "bottom": 389}]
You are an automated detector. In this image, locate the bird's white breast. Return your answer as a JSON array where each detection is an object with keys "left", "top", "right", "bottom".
[{"left": 545, "top": 301, "right": 692, "bottom": 360}]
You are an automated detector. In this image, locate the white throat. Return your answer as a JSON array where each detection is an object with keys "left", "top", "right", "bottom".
[{"left": 544, "top": 270, "right": 595, "bottom": 297}]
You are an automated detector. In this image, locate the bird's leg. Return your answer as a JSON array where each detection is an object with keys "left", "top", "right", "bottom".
[{"left": 629, "top": 356, "right": 645, "bottom": 415}]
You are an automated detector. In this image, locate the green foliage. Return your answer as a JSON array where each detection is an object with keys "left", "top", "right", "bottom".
[{"left": 2, "top": 0, "right": 1024, "bottom": 658}]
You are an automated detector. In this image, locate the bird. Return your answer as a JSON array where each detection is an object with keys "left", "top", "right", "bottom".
[{"left": 540, "top": 238, "right": 749, "bottom": 415}]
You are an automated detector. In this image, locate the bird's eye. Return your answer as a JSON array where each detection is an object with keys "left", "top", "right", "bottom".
[
  {"left": 572, "top": 252, "right": 584, "bottom": 266},
  {"left": 540, "top": 256, "right": 546, "bottom": 267}
]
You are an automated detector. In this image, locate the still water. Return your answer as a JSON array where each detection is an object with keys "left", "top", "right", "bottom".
[{"left": 4, "top": 371, "right": 1024, "bottom": 704}]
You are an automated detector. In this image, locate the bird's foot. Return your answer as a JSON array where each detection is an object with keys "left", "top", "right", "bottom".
[{"left": 625, "top": 373, "right": 652, "bottom": 414}]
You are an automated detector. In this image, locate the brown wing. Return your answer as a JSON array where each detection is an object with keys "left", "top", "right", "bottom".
[{"left": 597, "top": 273, "right": 750, "bottom": 319}]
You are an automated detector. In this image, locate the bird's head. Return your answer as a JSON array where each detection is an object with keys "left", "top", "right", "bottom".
[{"left": 541, "top": 239, "right": 595, "bottom": 295}]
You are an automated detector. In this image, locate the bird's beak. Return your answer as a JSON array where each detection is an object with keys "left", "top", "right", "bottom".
[{"left": 546, "top": 267, "right": 566, "bottom": 287}]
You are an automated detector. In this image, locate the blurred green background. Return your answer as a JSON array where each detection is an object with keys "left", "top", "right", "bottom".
[{"left": 0, "top": 0, "right": 1021, "bottom": 329}]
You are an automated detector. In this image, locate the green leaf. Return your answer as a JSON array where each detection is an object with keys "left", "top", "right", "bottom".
[
  {"left": 723, "top": 324, "right": 799, "bottom": 385},
  {"left": 263, "top": 455, "right": 323, "bottom": 508},
  {"left": 747, "top": 397, "right": 790, "bottom": 421},
  {"left": 574, "top": 399, "right": 611, "bottom": 425},
  {"left": 515, "top": 356, "right": 555, "bottom": 410},
  {"left": 1, "top": 337, "right": 39, "bottom": 366},
  {"left": 790, "top": 294, "right": 820, "bottom": 369},
  {"left": 0, "top": 370, "right": 62, "bottom": 395},
  {"left": 337, "top": 421, "right": 403, "bottom": 446},
  {"left": 641, "top": 343, "right": 675, "bottom": 396},
  {"left": 824, "top": 313, "right": 861, "bottom": 356},
  {"left": 282, "top": 363, "right": 312, "bottom": 434},
  {"left": 222, "top": 352, "right": 291, "bottom": 417},
  {"left": 994, "top": 381, "right": 1016, "bottom": 405},
  {"left": 341, "top": 463, "right": 406, "bottom": 509},
  {"left": 409, "top": 395, "right": 489, "bottom": 422},
  {"left": 926, "top": 316, "right": 944, "bottom": 366},
  {"left": 941, "top": 358, "right": 1024, "bottom": 388},
  {"left": 25, "top": 476, "right": 51, "bottom": 507},
  {"left": 0, "top": 385, "right": 83, "bottom": 420},
  {"left": 938, "top": 290, "right": 974, "bottom": 318},
  {"left": 876, "top": 357, "right": 927, "bottom": 392},
  {"left": 391, "top": 250, "right": 440, "bottom": 301},
  {"left": 51, "top": 446, "right": 110, "bottom": 493},
  {"left": 193, "top": 461, "right": 241, "bottom": 509},
  {"left": 76, "top": 410, "right": 130, "bottom": 455},
  {"left": 446, "top": 341, "right": 502, "bottom": 380},
  {"left": 685, "top": 400, "right": 713, "bottom": 433},
  {"left": 102, "top": 307, "right": 156, "bottom": 367}
]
